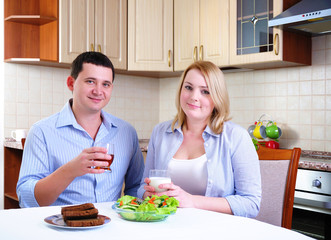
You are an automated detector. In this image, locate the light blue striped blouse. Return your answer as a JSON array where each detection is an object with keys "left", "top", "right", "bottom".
[{"left": 16, "top": 100, "right": 145, "bottom": 208}]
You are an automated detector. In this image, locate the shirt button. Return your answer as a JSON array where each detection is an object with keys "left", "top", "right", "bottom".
[
  {"left": 207, "top": 159, "right": 211, "bottom": 163},
  {"left": 205, "top": 143, "right": 208, "bottom": 147},
  {"left": 208, "top": 179, "right": 213, "bottom": 184}
]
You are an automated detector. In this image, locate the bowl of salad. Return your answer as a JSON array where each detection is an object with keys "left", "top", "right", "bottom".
[{"left": 112, "top": 195, "right": 179, "bottom": 222}]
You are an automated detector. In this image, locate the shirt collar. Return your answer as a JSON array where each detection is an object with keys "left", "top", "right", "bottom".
[
  {"left": 166, "top": 121, "right": 219, "bottom": 137},
  {"left": 55, "top": 99, "right": 118, "bottom": 131}
]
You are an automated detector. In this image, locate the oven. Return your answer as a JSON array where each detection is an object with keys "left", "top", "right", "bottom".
[{"left": 292, "top": 156, "right": 331, "bottom": 240}]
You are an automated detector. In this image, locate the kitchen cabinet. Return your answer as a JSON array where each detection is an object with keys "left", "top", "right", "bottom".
[
  {"left": 4, "top": 0, "right": 58, "bottom": 63},
  {"left": 60, "top": 0, "right": 127, "bottom": 69},
  {"left": 127, "top": 0, "right": 173, "bottom": 71},
  {"left": 174, "top": 0, "right": 229, "bottom": 71},
  {"left": 229, "top": 0, "right": 311, "bottom": 69},
  {"left": 4, "top": 146, "right": 23, "bottom": 209}
]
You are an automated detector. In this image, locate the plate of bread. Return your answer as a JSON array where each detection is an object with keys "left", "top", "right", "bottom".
[{"left": 44, "top": 203, "right": 110, "bottom": 229}]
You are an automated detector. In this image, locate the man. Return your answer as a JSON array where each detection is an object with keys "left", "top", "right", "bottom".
[{"left": 17, "top": 52, "right": 144, "bottom": 207}]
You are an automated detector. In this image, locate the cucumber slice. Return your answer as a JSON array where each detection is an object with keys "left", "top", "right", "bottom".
[
  {"left": 120, "top": 212, "right": 136, "bottom": 221},
  {"left": 119, "top": 205, "right": 137, "bottom": 211}
]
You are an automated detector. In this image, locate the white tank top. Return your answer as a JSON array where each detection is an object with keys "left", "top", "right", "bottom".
[{"left": 168, "top": 154, "right": 208, "bottom": 195}]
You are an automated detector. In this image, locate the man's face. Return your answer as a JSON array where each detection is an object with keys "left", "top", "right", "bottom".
[{"left": 67, "top": 63, "right": 113, "bottom": 115}]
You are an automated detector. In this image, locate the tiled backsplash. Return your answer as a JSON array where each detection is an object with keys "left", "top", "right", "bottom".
[
  {"left": 160, "top": 35, "right": 331, "bottom": 152},
  {"left": 4, "top": 64, "right": 159, "bottom": 139},
  {"left": 4, "top": 35, "right": 331, "bottom": 152}
]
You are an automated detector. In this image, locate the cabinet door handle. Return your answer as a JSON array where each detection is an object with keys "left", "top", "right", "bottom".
[
  {"left": 274, "top": 33, "right": 279, "bottom": 56},
  {"left": 168, "top": 50, "right": 171, "bottom": 67},
  {"left": 91, "top": 43, "right": 94, "bottom": 51},
  {"left": 193, "top": 46, "right": 198, "bottom": 62},
  {"left": 199, "top": 45, "right": 203, "bottom": 60},
  {"left": 98, "top": 44, "right": 102, "bottom": 53}
]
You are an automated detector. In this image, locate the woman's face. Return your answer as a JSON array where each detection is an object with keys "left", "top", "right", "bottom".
[{"left": 180, "top": 69, "right": 215, "bottom": 125}]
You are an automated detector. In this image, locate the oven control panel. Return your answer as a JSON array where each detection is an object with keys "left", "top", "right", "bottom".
[{"left": 295, "top": 169, "right": 331, "bottom": 195}]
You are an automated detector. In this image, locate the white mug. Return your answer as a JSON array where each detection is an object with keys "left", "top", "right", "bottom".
[{"left": 11, "top": 129, "right": 27, "bottom": 142}]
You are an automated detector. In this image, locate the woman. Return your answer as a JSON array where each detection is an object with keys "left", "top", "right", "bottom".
[{"left": 137, "top": 61, "right": 261, "bottom": 218}]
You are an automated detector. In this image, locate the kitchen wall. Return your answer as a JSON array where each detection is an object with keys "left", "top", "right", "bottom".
[
  {"left": 3, "top": 65, "right": 159, "bottom": 140},
  {"left": 4, "top": 35, "right": 331, "bottom": 152},
  {"left": 160, "top": 35, "right": 331, "bottom": 152}
]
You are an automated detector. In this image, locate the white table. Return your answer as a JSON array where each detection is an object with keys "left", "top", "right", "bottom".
[{"left": 0, "top": 202, "right": 313, "bottom": 240}]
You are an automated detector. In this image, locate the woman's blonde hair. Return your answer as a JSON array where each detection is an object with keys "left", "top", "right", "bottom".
[{"left": 171, "top": 61, "right": 231, "bottom": 134}]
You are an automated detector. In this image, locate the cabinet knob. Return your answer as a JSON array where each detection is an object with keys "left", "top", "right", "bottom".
[
  {"left": 199, "top": 45, "right": 203, "bottom": 61},
  {"left": 193, "top": 46, "right": 198, "bottom": 62},
  {"left": 98, "top": 44, "right": 102, "bottom": 53},
  {"left": 312, "top": 179, "right": 321, "bottom": 188},
  {"left": 168, "top": 50, "right": 171, "bottom": 67},
  {"left": 91, "top": 43, "right": 94, "bottom": 52}
]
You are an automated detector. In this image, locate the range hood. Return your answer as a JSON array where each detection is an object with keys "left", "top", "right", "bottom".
[{"left": 268, "top": 0, "right": 331, "bottom": 36}]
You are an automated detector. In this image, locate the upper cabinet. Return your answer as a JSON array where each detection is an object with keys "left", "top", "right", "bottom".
[
  {"left": 229, "top": 0, "right": 311, "bottom": 68},
  {"left": 127, "top": 0, "right": 173, "bottom": 71},
  {"left": 4, "top": 0, "right": 312, "bottom": 74},
  {"left": 4, "top": 0, "right": 58, "bottom": 62},
  {"left": 174, "top": 0, "right": 229, "bottom": 71},
  {"left": 60, "top": 0, "right": 127, "bottom": 69}
]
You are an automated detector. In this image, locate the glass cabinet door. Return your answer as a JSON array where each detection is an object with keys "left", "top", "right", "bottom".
[
  {"left": 229, "top": 0, "right": 283, "bottom": 65},
  {"left": 236, "top": 0, "right": 273, "bottom": 55}
]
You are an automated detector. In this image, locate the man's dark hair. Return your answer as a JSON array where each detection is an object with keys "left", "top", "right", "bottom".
[{"left": 70, "top": 51, "right": 115, "bottom": 81}]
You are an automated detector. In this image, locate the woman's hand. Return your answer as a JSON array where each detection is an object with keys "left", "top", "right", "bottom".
[
  {"left": 143, "top": 179, "right": 194, "bottom": 208},
  {"left": 158, "top": 183, "right": 195, "bottom": 208}
]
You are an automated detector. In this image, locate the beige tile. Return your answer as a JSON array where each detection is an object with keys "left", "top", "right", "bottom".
[
  {"left": 5, "top": 115, "right": 16, "bottom": 129},
  {"left": 326, "top": 49, "right": 331, "bottom": 64},
  {"left": 312, "top": 50, "right": 325, "bottom": 65},
  {"left": 312, "top": 65, "right": 326, "bottom": 80},
  {"left": 288, "top": 82, "right": 300, "bottom": 96},
  {"left": 16, "top": 89, "right": 28, "bottom": 103},
  {"left": 312, "top": 80, "right": 325, "bottom": 95},
  {"left": 287, "top": 111, "right": 300, "bottom": 125},
  {"left": 326, "top": 35, "right": 331, "bottom": 49},
  {"left": 264, "top": 69, "right": 276, "bottom": 83},
  {"left": 311, "top": 140, "right": 325, "bottom": 151},
  {"left": 298, "top": 125, "right": 311, "bottom": 139},
  {"left": 299, "top": 96, "right": 311, "bottom": 110},
  {"left": 326, "top": 96, "right": 331, "bottom": 110},
  {"left": 287, "top": 67, "right": 299, "bottom": 81},
  {"left": 275, "top": 96, "right": 287, "bottom": 110},
  {"left": 312, "top": 110, "right": 325, "bottom": 125},
  {"left": 17, "top": 115, "right": 29, "bottom": 129},
  {"left": 299, "top": 81, "right": 312, "bottom": 95},
  {"left": 311, "top": 126, "right": 325, "bottom": 140},
  {"left": 326, "top": 111, "right": 331, "bottom": 125},
  {"left": 288, "top": 96, "right": 299, "bottom": 110},
  {"left": 275, "top": 68, "right": 288, "bottom": 82},
  {"left": 275, "top": 82, "right": 288, "bottom": 96},
  {"left": 5, "top": 102, "right": 16, "bottom": 115},
  {"left": 16, "top": 103, "right": 29, "bottom": 116},
  {"left": 312, "top": 96, "right": 325, "bottom": 110},
  {"left": 299, "top": 111, "right": 311, "bottom": 124},
  {"left": 299, "top": 66, "right": 312, "bottom": 81},
  {"left": 326, "top": 64, "right": 331, "bottom": 79},
  {"left": 312, "top": 35, "right": 325, "bottom": 51}
]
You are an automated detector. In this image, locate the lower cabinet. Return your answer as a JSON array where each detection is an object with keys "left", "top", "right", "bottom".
[{"left": 4, "top": 147, "right": 22, "bottom": 209}]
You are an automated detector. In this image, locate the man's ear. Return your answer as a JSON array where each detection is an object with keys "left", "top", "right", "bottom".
[{"left": 67, "top": 76, "right": 75, "bottom": 91}]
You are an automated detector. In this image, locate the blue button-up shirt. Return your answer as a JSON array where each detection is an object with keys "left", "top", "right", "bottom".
[
  {"left": 17, "top": 100, "right": 144, "bottom": 207},
  {"left": 137, "top": 120, "right": 261, "bottom": 218}
]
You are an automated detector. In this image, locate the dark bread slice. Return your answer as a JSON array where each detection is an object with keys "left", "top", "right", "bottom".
[
  {"left": 65, "top": 216, "right": 105, "bottom": 227},
  {"left": 62, "top": 208, "right": 99, "bottom": 221},
  {"left": 61, "top": 203, "right": 95, "bottom": 215}
]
